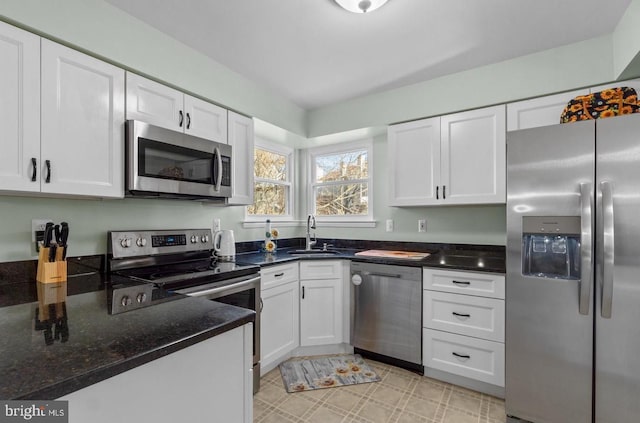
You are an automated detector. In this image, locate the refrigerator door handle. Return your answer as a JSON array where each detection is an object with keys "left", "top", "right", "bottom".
[
  {"left": 579, "top": 182, "right": 593, "bottom": 315},
  {"left": 600, "top": 181, "right": 615, "bottom": 318}
]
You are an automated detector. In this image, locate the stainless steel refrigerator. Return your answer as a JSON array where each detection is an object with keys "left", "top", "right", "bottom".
[{"left": 506, "top": 113, "right": 640, "bottom": 423}]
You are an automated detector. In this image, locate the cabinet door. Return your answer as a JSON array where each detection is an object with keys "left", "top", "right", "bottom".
[
  {"left": 300, "top": 278, "right": 343, "bottom": 346},
  {"left": 227, "top": 111, "right": 254, "bottom": 205},
  {"left": 41, "top": 40, "right": 124, "bottom": 198},
  {"left": 184, "top": 95, "right": 227, "bottom": 142},
  {"left": 0, "top": 22, "right": 40, "bottom": 192},
  {"left": 388, "top": 117, "right": 441, "bottom": 206},
  {"left": 507, "top": 89, "right": 588, "bottom": 131},
  {"left": 261, "top": 281, "right": 299, "bottom": 370},
  {"left": 440, "top": 105, "right": 506, "bottom": 204},
  {"left": 125, "top": 72, "right": 183, "bottom": 131}
]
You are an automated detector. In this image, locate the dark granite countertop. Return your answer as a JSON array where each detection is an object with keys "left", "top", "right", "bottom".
[
  {"left": 236, "top": 239, "right": 505, "bottom": 273},
  {"left": 0, "top": 273, "right": 254, "bottom": 400}
]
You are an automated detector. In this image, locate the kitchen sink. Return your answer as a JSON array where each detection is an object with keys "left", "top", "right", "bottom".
[{"left": 287, "top": 249, "right": 340, "bottom": 256}]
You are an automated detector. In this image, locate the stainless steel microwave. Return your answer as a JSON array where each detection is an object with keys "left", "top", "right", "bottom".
[{"left": 125, "top": 120, "right": 232, "bottom": 201}]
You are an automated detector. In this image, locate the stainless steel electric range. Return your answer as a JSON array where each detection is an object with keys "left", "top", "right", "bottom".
[{"left": 106, "top": 229, "right": 261, "bottom": 393}]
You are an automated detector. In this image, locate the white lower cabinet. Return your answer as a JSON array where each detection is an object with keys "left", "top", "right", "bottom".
[
  {"left": 299, "top": 261, "right": 344, "bottom": 347},
  {"left": 423, "top": 328, "right": 505, "bottom": 387},
  {"left": 423, "top": 267, "right": 505, "bottom": 394},
  {"left": 423, "top": 290, "right": 505, "bottom": 342},
  {"left": 260, "top": 263, "right": 299, "bottom": 371},
  {"left": 60, "top": 324, "right": 253, "bottom": 423}
]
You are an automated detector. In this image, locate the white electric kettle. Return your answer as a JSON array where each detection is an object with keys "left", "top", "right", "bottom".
[{"left": 213, "top": 230, "right": 236, "bottom": 261}]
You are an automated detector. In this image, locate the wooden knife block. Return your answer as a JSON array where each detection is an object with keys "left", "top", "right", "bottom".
[{"left": 36, "top": 246, "right": 67, "bottom": 307}]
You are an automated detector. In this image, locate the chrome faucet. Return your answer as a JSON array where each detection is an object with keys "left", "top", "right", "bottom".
[{"left": 306, "top": 214, "right": 317, "bottom": 250}]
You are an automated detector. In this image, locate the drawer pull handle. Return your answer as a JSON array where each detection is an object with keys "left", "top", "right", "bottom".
[
  {"left": 452, "top": 352, "right": 471, "bottom": 360},
  {"left": 274, "top": 272, "right": 284, "bottom": 277},
  {"left": 452, "top": 312, "right": 471, "bottom": 319},
  {"left": 452, "top": 280, "right": 470, "bottom": 286}
]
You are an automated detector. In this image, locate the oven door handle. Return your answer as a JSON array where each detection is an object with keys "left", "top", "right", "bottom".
[{"left": 178, "top": 276, "right": 260, "bottom": 298}]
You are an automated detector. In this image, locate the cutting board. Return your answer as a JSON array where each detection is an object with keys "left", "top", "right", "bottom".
[{"left": 354, "top": 250, "right": 430, "bottom": 260}]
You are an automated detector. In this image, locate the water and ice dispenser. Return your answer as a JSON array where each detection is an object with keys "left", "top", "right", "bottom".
[{"left": 522, "top": 216, "right": 581, "bottom": 280}]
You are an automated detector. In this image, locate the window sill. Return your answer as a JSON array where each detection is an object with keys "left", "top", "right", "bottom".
[
  {"left": 242, "top": 220, "right": 377, "bottom": 229},
  {"left": 314, "top": 220, "right": 377, "bottom": 228},
  {"left": 242, "top": 220, "right": 301, "bottom": 229}
]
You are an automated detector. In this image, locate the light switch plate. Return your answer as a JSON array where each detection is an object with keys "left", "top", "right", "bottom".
[
  {"left": 386, "top": 219, "right": 394, "bottom": 232},
  {"left": 418, "top": 219, "right": 426, "bottom": 232},
  {"left": 213, "top": 218, "right": 221, "bottom": 233},
  {"left": 32, "top": 219, "right": 53, "bottom": 253}
]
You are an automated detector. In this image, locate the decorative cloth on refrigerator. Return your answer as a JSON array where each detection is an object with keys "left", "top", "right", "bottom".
[{"left": 560, "top": 87, "right": 640, "bottom": 123}]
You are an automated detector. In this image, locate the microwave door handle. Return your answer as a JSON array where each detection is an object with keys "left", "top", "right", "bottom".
[{"left": 213, "top": 146, "right": 222, "bottom": 192}]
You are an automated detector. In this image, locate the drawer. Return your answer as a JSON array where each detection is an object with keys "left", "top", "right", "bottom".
[
  {"left": 299, "top": 260, "right": 343, "bottom": 280},
  {"left": 423, "top": 328, "right": 504, "bottom": 387},
  {"left": 261, "top": 263, "right": 299, "bottom": 290},
  {"left": 423, "top": 291, "right": 504, "bottom": 342},
  {"left": 423, "top": 268, "right": 505, "bottom": 299}
]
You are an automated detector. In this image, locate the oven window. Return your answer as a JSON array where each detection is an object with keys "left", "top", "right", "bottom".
[{"left": 139, "top": 138, "right": 214, "bottom": 184}]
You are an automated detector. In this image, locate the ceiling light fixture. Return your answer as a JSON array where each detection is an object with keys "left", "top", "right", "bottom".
[{"left": 334, "top": 0, "right": 389, "bottom": 14}]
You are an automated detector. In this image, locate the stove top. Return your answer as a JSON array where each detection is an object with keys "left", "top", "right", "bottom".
[
  {"left": 116, "top": 258, "right": 259, "bottom": 289},
  {"left": 106, "top": 229, "right": 259, "bottom": 314}
]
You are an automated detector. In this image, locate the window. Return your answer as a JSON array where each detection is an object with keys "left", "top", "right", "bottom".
[
  {"left": 309, "top": 140, "right": 373, "bottom": 221},
  {"left": 246, "top": 139, "right": 293, "bottom": 220}
]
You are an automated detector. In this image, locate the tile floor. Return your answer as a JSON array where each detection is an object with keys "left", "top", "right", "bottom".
[{"left": 254, "top": 359, "right": 506, "bottom": 423}]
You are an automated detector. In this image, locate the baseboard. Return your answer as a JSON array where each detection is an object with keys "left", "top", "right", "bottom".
[{"left": 424, "top": 367, "right": 505, "bottom": 398}]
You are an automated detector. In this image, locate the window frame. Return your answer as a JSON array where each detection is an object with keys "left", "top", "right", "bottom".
[
  {"left": 307, "top": 139, "right": 374, "bottom": 224},
  {"left": 245, "top": 138, "right": 294, "bottom": 222}
]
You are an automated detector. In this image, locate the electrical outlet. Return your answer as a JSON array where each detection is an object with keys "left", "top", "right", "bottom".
[
  {"left": 418, "top": 219, "right": 427, "bottom": 233},
  {"left": 213, "top": 218, "right": 221, "bottom": 233},
  {"left": 32, "top": 219, "right": 53, "bottom": 252},
  {"left": 385, "top": 219, "right": 394, "bottom": 232}
]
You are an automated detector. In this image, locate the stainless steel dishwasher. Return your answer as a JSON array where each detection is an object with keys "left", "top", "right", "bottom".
[{"left": 350, "top": 262, "right": 422, "bottom": 372}]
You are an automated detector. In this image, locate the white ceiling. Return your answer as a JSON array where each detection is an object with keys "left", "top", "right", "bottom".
[{"left": 105, "top": 0, "right": 631, "bottom": 110}]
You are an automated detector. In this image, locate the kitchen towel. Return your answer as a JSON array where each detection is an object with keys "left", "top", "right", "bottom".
[{"left": 279, "top": 354, "right": 380, "bottom": 393}]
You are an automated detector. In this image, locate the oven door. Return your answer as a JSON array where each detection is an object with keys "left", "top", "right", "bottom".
[
  {"left": 174, "top": 274, "right": 261, "bottom": 393},
  {"left": 126, "top": 120, "right": 232, "bottom": 198}
]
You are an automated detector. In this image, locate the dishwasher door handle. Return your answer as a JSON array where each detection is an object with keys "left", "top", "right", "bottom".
[{"left": 363, "top": 271, "right": 403, "bottom": 279}]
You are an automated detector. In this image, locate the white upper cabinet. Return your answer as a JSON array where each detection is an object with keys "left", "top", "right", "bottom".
[
  {"left": 183, "top": 95, "right": 227, "bottom": 142},
  {"left": 126, "top": 72, "right": 227, "bottom": 143},
  {"left": 388, "top": 105, "right": 506, "bottom": 206},
  {"left": 126, "top": 73, "right": 183, "bottom": 130},
  {"left": 0, "top": 22, "right": 40, "bottom": 193},
  {"left": 507, "top": 89, "right": 588, "bottom": 131},
  {"left": 388, "top": 117, "right": 440, "bottom": 206},
  {"left": 590, "top": 78, "right": 640, "bottom": 94},
  {"left": 40, "top": 40, "right": 125, "bottom": 198},
  {"left": 440, "top": 105, "right": 506, "bottom": 205},
  {"left": 227, "top": 111, "right": 254, "bottom": 205}
]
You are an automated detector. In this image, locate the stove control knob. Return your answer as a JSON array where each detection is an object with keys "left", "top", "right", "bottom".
[
  {"left": 190, "top": 235, "right": 197, "bottom": 244},
  {"left": 136, "top": 237, "right": 147, "bottom": 247},
  {"left": 201, "top": 235, "right": 209, "bottom": 243},
  {"left": 121, "top": 295, "right": 132, "bottom": 307},
  {"left": 120, "top": 238, "right": 132, "bottom": 248},
  {"left": 136, "top": 293, "right": 147, "bottom": 304},
  {"left": 351, "top": 274, "right": 362, "bottom": 286}
]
